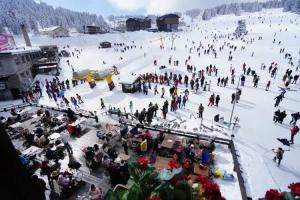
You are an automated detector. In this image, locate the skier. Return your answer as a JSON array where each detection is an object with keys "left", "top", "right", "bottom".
[
  {"left": 100, "top": 98, "right": 105, "bottom": 109},
  {"left": 207, "top": 94, "right": 215, "bottom": 106},
  {"left": 292, "top": 75, "right": 299, "bottom": 84},
  {"left": 215, "top": 95, "right": 220, "bottom": 107},
  {"left": 265, "top": 81, "right": 271, "bottom": 91},
  {"left": 236, "top": 89, "right": 241, "bottom": 103},
  {"left": 231, "top": 93, "right": 236, "bottom": 104},
  {"left": 241, "top": 75, "right": 246, "bottom": 86},
  {"left": 272, "top": 147, "right": 289, "bottom": 166},
  {"left": 273, "top": 109, "right": 281, "bottom": 123},
  {"left": 182, "top": 95, "right": 187, "bottom": 108},
  {"left": 154, "top": 85, "right": 159, "bottom": 95},
  {"left": 76, "top": 94, "right": 84, "bottom": 104},
  {"left": 274, "top": 94, "right": 283, "bottom": 107},
  {"left": 190, "top": 79, "right": 195, "bottom": 90},
  {"left": 129, "top": 101, "right": 133, "bottom": 113},
  {"left": 290, "top": 112, "right": 300, "bottom": 126},
  {"left": 177, "top": 95, "right": 182, "bottom": 108},
  {"left": 161, "top": 87, "right": 165, "bottom": 98},
  {"left": 198, "top": 104, "right": 204, "bottom": 118},
  {"left": 290, "top": 125, "right": 299, "bottom": 144}
]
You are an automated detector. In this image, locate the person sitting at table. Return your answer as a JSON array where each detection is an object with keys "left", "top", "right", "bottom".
[
  {"left": 40, "top": 161, "right": 53, "bottom": 187},
  {"left": 120, "top": 124, "right": 128, "bottom": 138},
  {"left": 23, "top": 129, "right": 34, "bottom": 144},
  {"left": 10, "top": 108, "right": 17, "bottom": 116},
  {"left": 107, "top": 147, "right": 117, "bottom": 161},
  {"left": 201, "top": 148, "right": 210, "bottom": 166},
  {"left": 57, "top": 171, "right": 72, "bottom": 189},
  {"left": 36, "top": 109, "right": 44, "bottom": 116},
  {"left": 31, "top": 175, "right": 47, "bottom": 200},
  {"left": 45, "top": 145, "right": 56, "bottom": 160},
  {"left": 119, "top": 160, "right": 129, "bottom": 185},
  {"left": 152, "top": 138, "right": 159, "bottom": 155},
  {"left": 93, "top": 144, "right": 103, "bottom": 166},
  {"left": 142, "top": 130, "right": 152, "bottom": 140},
  {"left": 88, "top": 184, "right": 102, "bottom": 200},
  {"left": 38, "top": 134, "right": 49, "bottom": 146},
  {"left": 129, "top": 126, "right": 139, "bottom": 136},
  {"left": 186, "top": 144, "right": 195, "bottom": 164},
  {"left": 140, "top": 139, "right": 148, "bottom": 154},
  {"left": 85, "top": 146, "right": 96, "bottom": 168},
  {"left": 67, "top": 108, "right": 77, "bottom": 122},
  {"left": 102, "top": 155, "right": 111, "bottom": 169},
  {"left": 60, "top": 132, "right": 73, "bottom": 155},
  {"left": 5, "top": 117, "right": 15, "bottom": 127},
  {"left": 158, "top": 132, "right": 165, "bottom": 144}
]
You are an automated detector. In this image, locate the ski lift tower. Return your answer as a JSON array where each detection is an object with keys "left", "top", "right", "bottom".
[{"left": 235, "top": 20, "right": 246, "bottom": 36}]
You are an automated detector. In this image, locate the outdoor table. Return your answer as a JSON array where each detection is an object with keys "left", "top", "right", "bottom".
[
  {"left": 22, "top": 146, "right": 43, "bottom": 157},
  {"left": 117, "top": 153, "right": 130, "bottom": 161},
  {"left": 193, "top": 163, "right": 209, "bottom": 177},
  {"left": 154, "top": 156, "right": 172, "bottom": 172},
  {"left": 16, "top": 107, "right": 32, "bottom": 114},
  {"left": 31, "top": 114, "right": 40, "bottom": 119},
  {"left": 56, "top": 114, "right": 66, "bottom": 121},
  {"left": 70, "top": 118, "right": 86, "bottom": 127},
  {"left": 9, "top": 122, "right": 22, "bottom": 128},
  {"left": 74, "top": 170, "right": 101, "bottom": 186},
  {"left": 49, "top": 132, "right": 61, "bottom": 141},
  {"left": 160, "top": 134, "right": 176, "bottom": 149}
]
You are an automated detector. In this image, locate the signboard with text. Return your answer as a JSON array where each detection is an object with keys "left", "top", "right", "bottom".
[{"left": 0, "top": 33, "right": 16, "bottom": 52}]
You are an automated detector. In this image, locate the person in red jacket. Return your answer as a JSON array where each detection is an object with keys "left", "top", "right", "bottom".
[{"left": 290, "top": 125, "right": 299, "bottom": 144}]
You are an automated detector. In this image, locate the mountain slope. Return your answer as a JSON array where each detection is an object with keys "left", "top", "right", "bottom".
[{"left": 0, "top": 0, "right": 109, "bottom": 34}]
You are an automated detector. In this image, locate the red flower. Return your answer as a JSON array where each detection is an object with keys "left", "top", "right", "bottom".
[
  {"left": 137, "top": 156, "right": 148, "bottom": 169},
  {"left": 170, "top": 174, "right": 191, "bottom": 185},
  {"left": 147, "top": 194, "right": 160, "bottom": 200},
  {"left": 193, "top": 176, "right": 225, "bottom": 200},
  {"left": 167, "top": 159, "right": 180, "bottom": 171},
  {"left": 288, "top": 182, "right": 300, "bottom": 196},
  {"left": 265, "top": 189, "right": 285, "bottom": 200}
]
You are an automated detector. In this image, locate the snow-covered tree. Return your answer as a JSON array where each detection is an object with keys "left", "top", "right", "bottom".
[
  {"left": 185, "top": 9, "right": 201, "bottom": 19},
  {"left": 0, "top": 0, "right": 109, "bottom": 34}
]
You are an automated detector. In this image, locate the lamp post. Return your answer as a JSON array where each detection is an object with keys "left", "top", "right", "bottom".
[{"left": 229, "top": 75, "right": 241, "bottom": 129}]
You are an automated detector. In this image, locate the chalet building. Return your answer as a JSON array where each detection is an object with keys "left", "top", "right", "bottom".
[
  {"left": 0, "top": 47, "right": 42, "bottom": 100},
  {"left": 235, "top": 20, "right": 247, "bottom": 35},
  {"left": 126, "top": 18, "right": 151, "bottom": 32},
  {"left": 40, "top": 26, "right": 69, "bottom": 37},
  {"left": 156, "top": 14, "right": 180, "bottom": 32},
  {"left": 83, "top": 25, "right": 107, "bottom": 34}
]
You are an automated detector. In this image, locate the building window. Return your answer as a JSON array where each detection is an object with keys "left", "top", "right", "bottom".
[
  {"left": 14, "top": 56, "right": 21, "bottom": 65},
  {"left": 26, "top": 55, "right": 30, "bottom": 62}
]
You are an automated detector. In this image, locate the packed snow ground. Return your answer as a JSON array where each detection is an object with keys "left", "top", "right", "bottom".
[{"left": 11, "top": 8, "right": 300, "bottom": 199}]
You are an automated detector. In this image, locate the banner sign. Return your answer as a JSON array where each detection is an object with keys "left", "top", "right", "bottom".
[{"left": 0, "top": 33, "right": 16, "bottom": 52}]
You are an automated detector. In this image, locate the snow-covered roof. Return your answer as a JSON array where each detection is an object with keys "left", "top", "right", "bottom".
[
  {"left": 41, "top": 26, "right": 62, "bottom": 32},
  {"left": 119, "top": 74, "right": 140, "bottom": 84},
  {"left": 0, "top": 46, "right": 41, "bottom": 55}
]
